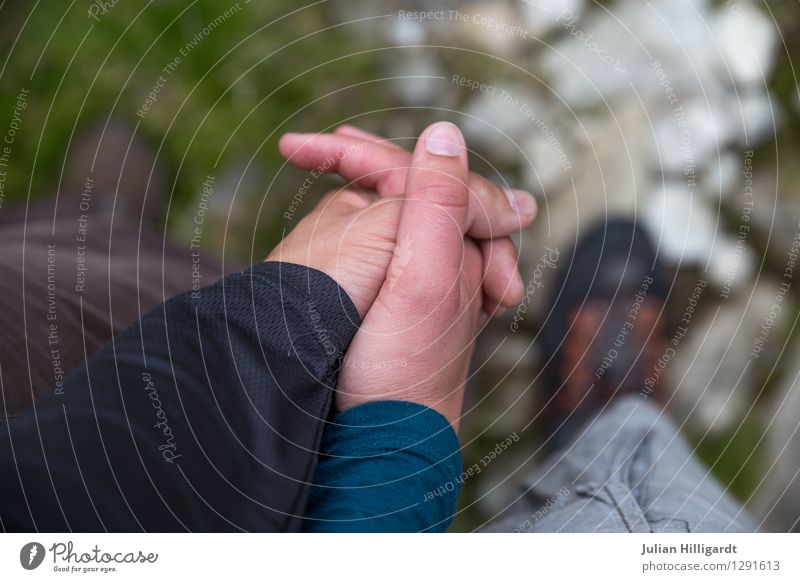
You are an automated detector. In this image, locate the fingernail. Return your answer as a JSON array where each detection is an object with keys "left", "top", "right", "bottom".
[
  {"left": 509, "top": 189, "right": 536, "bottom": 217},
  {"left": 425, "top": 122, "right": 465, "bottom": 157}
]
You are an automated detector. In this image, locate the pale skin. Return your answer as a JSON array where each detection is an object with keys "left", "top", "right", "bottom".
[{"left": 268, "top": 122, "right": 536, "bottom": 430}]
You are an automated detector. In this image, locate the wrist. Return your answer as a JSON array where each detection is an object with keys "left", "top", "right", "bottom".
[{"left": 337, "top": 391, "right": 464, "bottom": 434}]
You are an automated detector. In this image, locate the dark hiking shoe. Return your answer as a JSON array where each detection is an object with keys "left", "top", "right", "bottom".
[{"left": 539, "top": 218, "right": 669, "bottom": 450}]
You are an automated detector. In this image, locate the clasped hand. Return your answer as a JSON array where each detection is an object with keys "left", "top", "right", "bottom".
[{"left": 268, "top": 122, "right": 536, "bottom": 430}]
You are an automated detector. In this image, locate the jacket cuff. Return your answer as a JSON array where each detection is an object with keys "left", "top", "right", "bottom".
[
  {"left": 310, "top": 401, "right": 463, "bottom": 532},
  {"left": 253, "top": 261, "right": 361, "bottom": 358}
]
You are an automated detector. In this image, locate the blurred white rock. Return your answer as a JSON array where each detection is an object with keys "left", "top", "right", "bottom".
[
  {"left": 702, "top": 151, "right": 742, "bottom": 202},
  {"left": 670, "top": 280, "right": 781, "bottom": 434},
  {"left": 522, "top": 124, "right": 574, "bottom": 194},
  {"left": 620, "top": 0, "right": 718, "bottom": 97},
  {"left": 541, "top": 0, "right": 724, "bottom": 108},
  {"left": 453, "top": 1, "right": 528, "bottom": 59},
  {"left": 712, "top": 0, "right": 777, "bottom": 89},
  {"left": 520, "top": 0, "right": 585, "bottom": 38},
  {"left": 542, "top": 11, "right": 633, "bottom": 109},
  {"left": 387, "top": 17, "right": 427, "bottom": 46},
  {"left": 461, "top": 82, "right": 541, "bottom": 157},
  {"left": 387, "top": 51, "right": 444, "bottom": 105},
  {"left": 651, "top": 115, "right": 690, "bottom": 175},
  {"left": 650, "top": 90, "right": 750, "bottom": 175},
  {"left": 641, "top": 182, "right": 718, "bottom": 266},
  {"left": 707, "top": 232, "right": 756, "bottom": 293},
  {"left": 737, "top": 90, "right": 781, "bottom": 146},
  {"left": 685, "top": 96, "right": 738, "bottom": 161}
]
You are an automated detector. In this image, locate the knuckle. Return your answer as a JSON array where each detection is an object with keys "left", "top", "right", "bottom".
[
  {"left": 414, "top": 181, "right": 468, "bottom": 209},
  {"left": 469, "top": 175, "right": 492, "bottom": 203},
  {"left": 320, "top": 189, "right": 341, "bottom": 205},
  {"left": 330, "top": 188, "right": 370, "bottom": 209},
  {"left": 393, "top": 270, "right": 461, "bottom": 316}
]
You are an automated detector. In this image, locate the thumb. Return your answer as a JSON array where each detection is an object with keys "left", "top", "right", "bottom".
[{"left": 390, "top": 122, "right": 469, "bottom": 293}]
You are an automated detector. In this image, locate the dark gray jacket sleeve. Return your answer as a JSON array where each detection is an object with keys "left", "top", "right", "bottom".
[{"left": 0, "top": 262, "right": 359, "bottom": 532}]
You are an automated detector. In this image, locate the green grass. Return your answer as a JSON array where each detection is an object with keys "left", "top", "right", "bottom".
[{"left": 0, "top": 1, "right": 384, "bottom": 255}]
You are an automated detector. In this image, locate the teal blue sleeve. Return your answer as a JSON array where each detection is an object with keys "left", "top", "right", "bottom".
[{"left": 303, "top": 401, "right": 462, "bottom": 532}]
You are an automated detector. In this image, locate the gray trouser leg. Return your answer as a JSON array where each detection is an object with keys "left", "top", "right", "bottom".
[{"left": 485, "top": 396, "right": 757, "bottom": 532}]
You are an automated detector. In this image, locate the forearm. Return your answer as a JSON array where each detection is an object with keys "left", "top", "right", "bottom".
[
  {"left": 303, "top": 401, "right": 462, "bottom": 532},
  {"left": 0, "top": 262, "right": 359, "bottom": 532}
]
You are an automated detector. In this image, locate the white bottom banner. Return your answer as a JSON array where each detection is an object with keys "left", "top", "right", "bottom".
[{"left": 1, "top": 533, "right": 798, "bottom": 580}]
